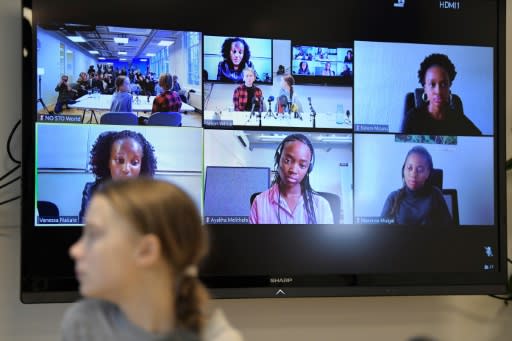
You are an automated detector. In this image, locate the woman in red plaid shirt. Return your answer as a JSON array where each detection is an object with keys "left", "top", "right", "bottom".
[
  {"left": 151, "top": 73, "right": 182, "bottom": 113},
  {"left": 232, "top": 67, "right": 264, "bottom": 112}
]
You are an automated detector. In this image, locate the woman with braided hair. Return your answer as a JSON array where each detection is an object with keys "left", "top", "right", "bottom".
[
  {"left": 249, "top": 133, "right": 333, "bottom": 224},
  {"left": 63, "top": 178, "right": 242, "bottom": 341},
  {"left": 78, "top": 130, "right": 157, "bottom": 223}
]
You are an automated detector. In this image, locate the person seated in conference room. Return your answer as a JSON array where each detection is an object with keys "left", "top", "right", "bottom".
[
  {"left": 276, "top": 74, "right": 303, "bottom": 115},
  {"left": 144, "top": 73, "right": 157, "bottom": 96},
  {"left": 109, "top": 75, "right": 133, "bottom": 113},
  {"left": 78, "top": 130, "right": 157, "bottom": 223},
  {"left": 401, "top": 53, "right": 482, "bottom": 135},
  {"left": 232, "top": 67, "right": 264, "bottom": 112},
  {"left": 340, "top": 63, "right": 353, "bottom": 78},
  {"left": 75, "top": 71, "right": 92, "bottom": 98},
  {"left": 171, "top": 74, "right": 181, "bottom": 93},
  {"left": 171, "top": 75, "right": 188, "bottom": 103},
  {"left": 381, "top": 145, "right": 452, "bottom": 226},
  {"left": 152, "top": 72, "right": 182, "bottom": 113},
  {"left": 103, "top": 73, "right": 115, "bottom": 94},
  {"left": 217, "top": 37, "right": 257, "bottom": 83},
  {"left": 90, "top": 72, "right": 105, "bottom": 94},
  {"left": 344, "top": 49, "right": 353, "bottom": 63},
  {"left": 297, "top": 61, "right": 311, "bottom": 75},
  {"left": 53, "top": 74, "right": 77, "bottom": 113},
  {"left": 64, "top": 178, "right": 243, "bottom": 341},
  {"left": 321, "top": 61, "right": 335, "bottom": 76},
  {"left": 249, "top": 134, "right": 333, "bottom": 224}
]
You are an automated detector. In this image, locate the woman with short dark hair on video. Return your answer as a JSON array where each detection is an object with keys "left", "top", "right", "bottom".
[
  {"left": 381, "top": 145, "right": 452, "bottom": 225},
  {"left": 78, "top": 130, "right": 157, "bottom": 223},
  {"left": 249, "top": 133, "right": 333, "bottom": 224},
  {"left": 401, "top": 53, "right": 481, "bottom": 135}
]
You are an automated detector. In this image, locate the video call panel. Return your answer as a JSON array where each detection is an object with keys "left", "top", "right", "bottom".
[
  {"left": 32, "top": 23, "right": 498, "bottom": 231},
  {"left": 353, "top": 133, "right": 494, "bottom": 226},
  {"left": 35, "top": 24, "right": 202, "bottom": 127},
  {"left": 203, "top": 38, "right": 353, "bottom": 130},
  {"left": 291, "top": 43, "right": 353, "bottom": 85},
  {"left": 353, "top": 41, "right": 493, "bottom": 135},
  {"left": 203, "top": 130, "right": 354, "bottom": 225},
  {"left": 35, "top": 123, "right": 203, "bottom": 226}
]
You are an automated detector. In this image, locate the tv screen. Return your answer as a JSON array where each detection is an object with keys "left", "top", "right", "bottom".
[{"left": 22, "top": 0, "right": 507, "bottom": 302}]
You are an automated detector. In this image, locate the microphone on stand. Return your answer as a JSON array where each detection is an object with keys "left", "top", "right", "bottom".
[
  {"left": 308, "top": 96, "right": 317, "bottom": 128},
  {"left": 247, "top": 96, "right": 259, "bottom": 123},
  {"left": 258, "top": 96, "right": 263, "bottom": 127},
  {"left": 288, "top": 88, "right": 293, "bottom": 116},
  {"left": 266, "top": 96, "right": 275, "bottom": 118},
  {"left": 250, "top": 96, "right": 258, "bottom": 118}
]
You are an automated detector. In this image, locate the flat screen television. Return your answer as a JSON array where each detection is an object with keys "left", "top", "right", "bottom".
[{"left": 21, "top": 0, "right": 507, "bottom": 303}]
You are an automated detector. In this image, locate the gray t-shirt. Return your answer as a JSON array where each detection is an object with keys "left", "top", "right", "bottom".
[
  {"left": 61, "top": 299, "right": 197, "bottom": 341},
  {"left": 61, "top": 299, "right": 243, "bottom": 341}
]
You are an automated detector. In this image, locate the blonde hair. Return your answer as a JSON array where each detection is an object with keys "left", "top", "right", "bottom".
[
  {"left": 242, "top": 67, "right": 255, "bottom": 77},
  {"left": 158, "top": 73, "right": 174, "bottom": 91},
  {"left": 96, "top": 178, "right": 209, "bottom": 334}
]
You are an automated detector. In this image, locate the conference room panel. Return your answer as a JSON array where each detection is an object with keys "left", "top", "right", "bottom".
[{"left": 36, "top": 24, "right": 202, "bottom": 127}]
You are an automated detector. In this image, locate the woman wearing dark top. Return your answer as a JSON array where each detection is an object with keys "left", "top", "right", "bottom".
[
  {"left": 216, "top": 37, "right": 256, "bottom": 83},
  {"left": 297, "top": 61, "right": 310, "bottom": 75},
  {"left": 401, "top": 53, "right": 481, "bottom": 135},
  {"left": 78, "top": 130, "right": 157, "bottom": 223},
  {"left": 381, "top": 146, "right": 452, "bottom": 226}
]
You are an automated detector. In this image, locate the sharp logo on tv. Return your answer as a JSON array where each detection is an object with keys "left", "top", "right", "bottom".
[{"left": 269, "top": 277, "right": 294, "bottom": 284}]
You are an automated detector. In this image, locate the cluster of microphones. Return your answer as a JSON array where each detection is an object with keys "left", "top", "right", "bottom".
[{"left": 247, "top": 94, "right": 319, "bottom": 127}]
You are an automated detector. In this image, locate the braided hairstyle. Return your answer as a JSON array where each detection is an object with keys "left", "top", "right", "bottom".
[
  {"left": 273, "top": 133, "right": 317, "bottom": 224},
  {"left": 97, "top": 178, "right": 210, "bottom": 334},
  {"left": 390, "top": 146, "right": 434, "bottom": 216}
]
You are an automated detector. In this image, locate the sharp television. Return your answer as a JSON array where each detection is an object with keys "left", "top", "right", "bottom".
[{"left": 21, "top": 0, "right": 507, "bottom": 303}]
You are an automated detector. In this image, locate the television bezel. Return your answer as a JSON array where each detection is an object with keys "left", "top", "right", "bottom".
[{"left": 21, "top": 0, "right": 508, "bottom": 303}]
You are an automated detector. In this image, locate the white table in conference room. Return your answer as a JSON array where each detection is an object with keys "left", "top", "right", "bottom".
[
  {"left": 203, "top": 110, "right": 352, "bottom": 129},
  {"left": 69, "top": 94, "right": 196, "bottom": 123}
]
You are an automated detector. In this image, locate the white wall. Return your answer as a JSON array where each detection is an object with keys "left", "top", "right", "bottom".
[{"left": 1, "top": 1, "right": 511, "bottom": 341}]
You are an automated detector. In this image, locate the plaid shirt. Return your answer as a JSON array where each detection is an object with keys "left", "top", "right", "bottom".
[
  {"left": 233, "top": 84, "right": 263, "bottom": 111},
  {"left": 151, "top": 90, "right": 182, "bottom": 113}
]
